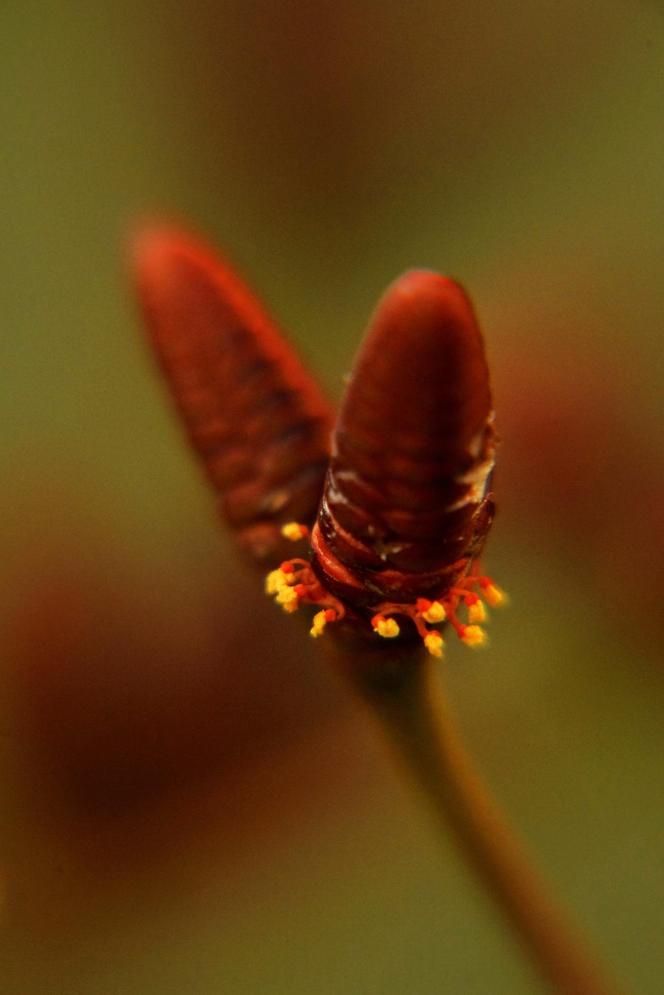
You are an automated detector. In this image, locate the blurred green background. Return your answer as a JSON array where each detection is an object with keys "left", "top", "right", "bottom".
[{"left": 2, "top": 2, "right": 664, "bottom": 992}]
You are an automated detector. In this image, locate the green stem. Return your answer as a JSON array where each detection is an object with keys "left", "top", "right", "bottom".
[{"left": 345, "top": 652, "right": 626, "bottom": 995}]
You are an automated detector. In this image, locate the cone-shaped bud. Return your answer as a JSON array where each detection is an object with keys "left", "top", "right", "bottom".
[
  {"left": 312, "top": 270, "right": 496, "bottom": 610},
  {"left": 133, "top": 226, "right": 333, "bottom": 560}
]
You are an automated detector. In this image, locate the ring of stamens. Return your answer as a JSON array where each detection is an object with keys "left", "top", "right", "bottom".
[{"left": 265, "top": 522, "right": 506, "bottom": 657}]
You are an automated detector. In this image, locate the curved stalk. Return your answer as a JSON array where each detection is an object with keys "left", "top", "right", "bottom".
[{"left": 343, "top": 651, "right": 625, "bottom": 995}]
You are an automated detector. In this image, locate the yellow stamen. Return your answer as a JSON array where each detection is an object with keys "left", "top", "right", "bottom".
[
  {"left": 310, "top": 610, "right": 328, "bottom": 638},
  {"left": 483, "top": 583, "right": 507, "bottom": 607},
  {"left": 461, "top": 624, "right": 487, "bottom": 648},
  {"left": 424, "top": 631, "right": 444, "bottom": 658},
  {"left": 468, "top": 600, "right": 487, "bottom": 624},
  {"left": 422, "top": 600, "right": 446, "bottom": 624},
  {"left": 265, "top": 568, "right": 289, "bottom": 595},
  {"left": 375, "top": 617, "right": 400, "bottom": 639},
  {"left": 281, "top": 522, "right": 307, "bottom": 542},
  {"left": 276, "top": 585, "right": 299, "bottom": 612}
]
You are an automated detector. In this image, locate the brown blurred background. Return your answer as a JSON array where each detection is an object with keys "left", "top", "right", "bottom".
[{"left": 2, "top": 2, "right": 664, "bottom": 992}]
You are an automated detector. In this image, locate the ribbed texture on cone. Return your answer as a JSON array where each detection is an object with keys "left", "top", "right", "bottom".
[
  {"left": 133, "top": 226, "right": 333, "bottom": 559},
  {"left": 313, "top": 270, "right": 496, "bottom": 604}
]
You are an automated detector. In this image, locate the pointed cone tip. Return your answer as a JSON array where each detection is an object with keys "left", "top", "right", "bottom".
[
  {"left": 388, "top": 268, "right": 464, "bottom": 299},
  {"left": 129, "top": 221, "right": 208, "bottom": 275},
  {"left": 362, "top": 269, "right": 485, "bottom": 367},
  {"left": 379, "top": 269, "right": 477, "bottom": 336}
]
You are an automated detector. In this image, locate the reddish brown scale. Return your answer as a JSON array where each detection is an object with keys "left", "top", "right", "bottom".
[
  {"left": 311, "top": 269, "right": 496, "bottom": 612},
  {"left": 133, "top": 227, "right": 334, "bottom": 559}
]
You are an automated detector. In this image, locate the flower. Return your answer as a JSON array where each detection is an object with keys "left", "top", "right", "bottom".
[{"left": 134, "top": 226, "right": 506, "bottom": 659}]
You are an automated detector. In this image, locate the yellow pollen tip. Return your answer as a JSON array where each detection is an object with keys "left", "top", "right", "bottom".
[
  {"left": 484, "top": 583, "right": 507, "bottom": 607},
  {"left": 468, "top": 601, "right": 487, "bottom": 624},
  {"left": 422, "top": 601, "right": 446, "bottom": 624},
  {"left": 376, "top": 617, "right": 400, "bottom": 639},
  {"left": 276, "top": 585, "right": 299, "bottom": 609},
  {"left": 461, "top": 624, "right": 487, "bottom": 648},
  {"left": 309, "top": 610, "right": 328, "bottom": 638},
  {"left": 424, "top": 632, "right": 444, "bottom": 658},
  {"left": 265, "top": 568, "right": 289, "bottom": 595},
  {"left": 281, "top": 522, "right": 307, "bottom": 542}
]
